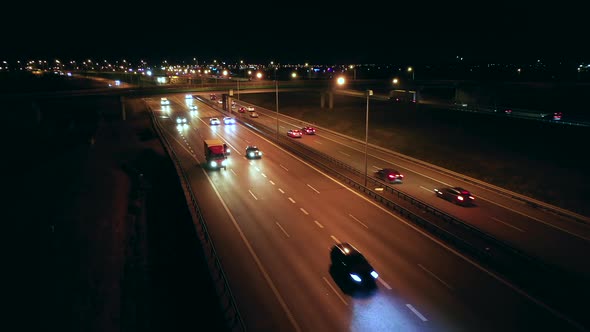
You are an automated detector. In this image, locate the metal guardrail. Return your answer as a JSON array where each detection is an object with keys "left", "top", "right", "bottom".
[{"left": 147, "top": 102, "right": 246, "bottom": 332}]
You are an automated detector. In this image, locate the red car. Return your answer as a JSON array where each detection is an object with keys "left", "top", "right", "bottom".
[
  {"left": 301, "top": 126, "right": 316, "bottom": 135},
  {"left": 238, "top": 107, "right": 246, "bottom": 113},
  {"left": 287, "top": 129, "right": 303, "bottom": 138}
]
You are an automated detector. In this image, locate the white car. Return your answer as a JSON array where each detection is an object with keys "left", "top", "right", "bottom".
[
  {"left": 185, "top": 94, "right": 193, "bottom": 99},
  {"left": 223, "top": 117, "right": 236, "bottom": 125},
  {"left": 160, "top": 97, "right": 170, "bottom": 105},
  {"left": 246, "top": 106, "right": 255, "bottom": 112},
  {"left": 175, "top": 117, "right": 188, "bottom": 125},
  {"left": 210, "top": 117, "right": 221, "bottom": 125}
]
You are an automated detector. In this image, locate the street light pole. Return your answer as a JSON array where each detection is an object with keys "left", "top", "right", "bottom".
[
  {"left": 275, "top": 79, "right": 279, "bottom": 140},
  {"left": 364, "top": 89, "right": 373, "bottom": 187},
  {"left": 237, "top": 79, "right": 240, "bottom": 100}
]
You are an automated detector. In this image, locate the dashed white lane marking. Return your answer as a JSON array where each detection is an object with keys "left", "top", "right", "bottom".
[
  {"left": 276, "top": 222, "right": 290, "bottom": 238},
  {"left": 300, "top": 208, "right": 309, "bottom": 215},
  {"left": 406, "top": 304, "right": 428, "bottom": 322},
  {"left": 330, "top": 235, "right": 341, "bottom": 243},
  {"left": 278, "top": 188, "right": 285, "bottom": 194},
  {"left": 323, "top": 277, "right": 348, "bottom": 306},
  {"left": 378, "top": 278, "right": 392, "bottom": 290},
  {"left": 338, "top": 151, "right": 351, "bottom": 157},
  {"left": 307, "top": 184, "right": 320, "bottom": 194},
  {"left": 230, "top": 169, "right": 237, "bottom": 176},
  {"left": 418, "top": 264, "right": 453, "bottom": 290},
  {"left": 269, "top": 180, "right": 275, "bottom": 185},
  {"left": 288, "top": 197, "right": 296, "bottom": 203},
  {"left": 248, "top": 190, "right": 258, "bottom": 200},
  {"left": 491, "top": 217, "right": 525, "bottom": 232},
  {"left": 348, "top": 214, "right": 368, "bottom": 228},
  {"left": 261, "top": 173, "right": 267, "bottom": 178},
  {"left": 314, "top": 220, "right": 324, "bottom": 228},
  {"left": 280, "top": 164, "right": 289, "bottom": 171}
]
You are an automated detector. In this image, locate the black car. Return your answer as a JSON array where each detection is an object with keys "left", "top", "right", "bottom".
[
  {"left": 434, "top": 186, "right": 475, "bottom": 206},
  {"left": 375, "top": 168, "right": 404, "bottom": 183},
  {"left": 245, "top": 145, "right": 262, "bottom": 159},
  {"left": 330, "top": 243, "right": 378, "bottom": 286}
]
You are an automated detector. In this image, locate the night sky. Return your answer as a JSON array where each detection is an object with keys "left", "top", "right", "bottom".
[{"left": 4, "top": 3, "right": 587, "bottom": 64}]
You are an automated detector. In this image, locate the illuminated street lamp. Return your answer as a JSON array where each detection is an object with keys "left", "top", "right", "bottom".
[
  {"left": 337, "top": 76, "right": 346, "bottom": 86},
  {"left": 364, "top": 90, "right": 373, "bottom": 187},
  {"left": 407, "top": 66, "right": 414, "bottom": 80}
]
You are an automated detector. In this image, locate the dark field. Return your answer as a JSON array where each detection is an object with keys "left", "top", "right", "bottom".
[
  {"left": 6, "top": 74, "right": 229, "bottom": 331},
  {"left": 239, "top": 91, "right": 590, "bottom": 217}
]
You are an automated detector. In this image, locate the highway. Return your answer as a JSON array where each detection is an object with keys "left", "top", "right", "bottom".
[{"left": 146, "top": 94, "right": 585, "bottom": 331}]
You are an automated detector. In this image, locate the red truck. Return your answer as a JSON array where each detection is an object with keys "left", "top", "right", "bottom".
[{"left": 204, "top": 139, "right": 228, "bottom": 170}]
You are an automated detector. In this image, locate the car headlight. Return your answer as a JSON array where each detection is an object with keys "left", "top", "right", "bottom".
[
  {"left": 210, "top": 161, "right": 217, "bottom": 167},
  {"left": 349, "top": 274, "right": 362, "bottom": 282},
  {"left": 249, "top": 152, "right": 254, "bottom": 157},
  {"left": 371, "top": 271, "right": 379, "bottom": 279},
  {"left": 221, "top": 159, "right": 228, "bottom": 166}
]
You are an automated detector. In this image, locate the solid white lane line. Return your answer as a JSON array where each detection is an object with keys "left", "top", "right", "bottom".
[
  {"left": 314, "top": 140, "right": 323, "bottom": 144},
  {"left": 418, "top": 264, "right": 453, "bottom": 290},
  {"left": 323, "top": 277, "right": 348, "bottom": 306},
  {"left": 280, "top": 164, "right": 289, "bottom": 171},
  {"left": 300, "top": 208, "right": 309, "bottom": 215},
  {"left": 491, "top": 217, "right": 525, "bottom": 232},
  {"left": 307, "top": 184, "right": 320, "bottom": 194},
  {"left": 248, "top": 190, "right": 258, "bottom": 200},
  {"left": 348, "top": 214, "right": 368, "bottom": 228},
  {"left": 278, "top": 188, "right": 285, "bottom": 194},
  {"left": 406, "top": 304, "right": 428, "bottom": 322},
  {"left": 288, "top": 197, "right": 296, "bottom": 203},
  {"left": 276, "top": 222, "right": 290, "bottom": 238},
  {"left": 314, "top": 220, "right": 324, "bottom": 228}
]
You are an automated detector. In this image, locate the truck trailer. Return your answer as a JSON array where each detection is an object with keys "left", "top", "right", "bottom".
[{"left": 204, "top": 139, "right": 228, "bottom": 170}]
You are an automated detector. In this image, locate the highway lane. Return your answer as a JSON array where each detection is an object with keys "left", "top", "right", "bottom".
[
  {"left": 145, "top": 94, "right": 583, "bottom": 331},
  {"left": 224, "top": 96, "right": 590, "bottom": 281}
]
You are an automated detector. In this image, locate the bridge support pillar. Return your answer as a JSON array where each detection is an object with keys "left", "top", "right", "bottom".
[
  {"left": 120, "top": 96, "right": 126, "bottom": 121},
  {"left": 320, "top": 91, "right": 334, "bottom": 109}
]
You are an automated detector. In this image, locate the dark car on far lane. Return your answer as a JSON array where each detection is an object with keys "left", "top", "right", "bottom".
[
  {"left": 434, "top": 186, "right": 475, "bottom": 206},
  {"left": 375, "top": 168, "right": 404, "bottom": 184},
  {"left": 301, "top": 126, "right": 316, "bottom": 135}
]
